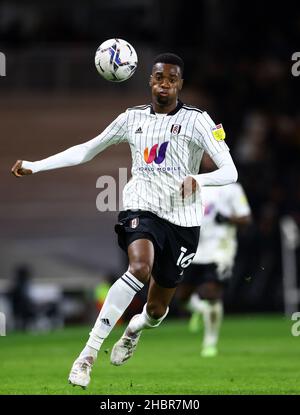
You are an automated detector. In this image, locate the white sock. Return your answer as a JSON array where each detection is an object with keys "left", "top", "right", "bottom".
[
  {"left": 187, "top": 293, "right": 208, "bottom": 314},
  {"left": 202, "top": 300, "right": 223, "bottom": 348},
  {"left": 79, "top": 271, "right": 144, "bottom": 359},
  {"left": 126, "top": 303, "right": 169, "bottom": 336},
  {"left": 79, "top": 344, "right": 98, "bottom": 360}
]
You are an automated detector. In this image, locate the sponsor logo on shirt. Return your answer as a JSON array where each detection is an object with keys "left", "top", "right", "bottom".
[{"left": 144, "top": 142, "right": 169, "bottom": 164}]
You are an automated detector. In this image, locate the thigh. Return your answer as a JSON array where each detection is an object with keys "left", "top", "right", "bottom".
[{"left": 128, "top": 238, "right": 155, "bottom": 265}]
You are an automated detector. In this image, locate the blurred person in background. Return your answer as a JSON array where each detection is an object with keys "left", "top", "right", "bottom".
[
  {"left": 11, "top": 53, "right": 238, "bottom": 389},
  {"left": 10, "top": 264, "right": 35, "bottom": 331},
  {"left": 178, "top": 154, "right": 252, "bottom": 357}
]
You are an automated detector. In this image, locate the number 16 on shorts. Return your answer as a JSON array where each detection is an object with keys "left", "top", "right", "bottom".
[{"left": 176, "top": 247, "right": 195, "bottom": 269}]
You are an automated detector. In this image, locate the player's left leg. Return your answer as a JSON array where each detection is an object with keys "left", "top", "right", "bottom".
[
  {"left": 176, "top": 264, "right": 206, "bottom": 333},
  {"left": 69, "top": 238, "right": 154, "bottom": 387},
  {"left": 197, "top": 281, "right": 223, "bottom": 357},
  {"left": 110, "top": 277, "right": 176, "bottom": 365},
  {"left": 177, "top": 282, "right": 203, "bottom": 332}
]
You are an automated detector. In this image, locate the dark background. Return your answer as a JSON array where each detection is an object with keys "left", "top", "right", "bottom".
[{"left": 0, "top": 0, "right": 299, "bottom": 328}]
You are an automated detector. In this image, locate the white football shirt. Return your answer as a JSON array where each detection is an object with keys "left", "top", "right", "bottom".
[
  {"left": 192, "top": 182, "right": 251, "bottom": 267},
  {"left": 22, "top": 101, "right": 235, "bottom": 227}
]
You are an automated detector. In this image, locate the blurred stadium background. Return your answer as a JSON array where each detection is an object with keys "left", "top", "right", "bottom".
[{"left": 0, "top": 0, "right": 299, "bottom": 335}]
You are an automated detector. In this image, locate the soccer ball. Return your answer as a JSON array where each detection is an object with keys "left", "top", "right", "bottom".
[{"left": 95, "top": 38, "right": 138, "bottom": 82}]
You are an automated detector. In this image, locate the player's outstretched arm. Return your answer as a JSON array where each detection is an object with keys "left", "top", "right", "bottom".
[
  {"left": 10, "top": 112, "right": 127, "bottom": 176},
  {"left": 11, "top": 160, "right": 32, "bottom": 177}
]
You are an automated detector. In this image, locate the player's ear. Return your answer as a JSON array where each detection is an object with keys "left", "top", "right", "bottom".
[{"left": 178, "top": 78, "right": 184, "bottom": 90}]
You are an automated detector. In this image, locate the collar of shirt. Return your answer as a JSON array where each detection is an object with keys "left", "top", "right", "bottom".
[{"left": 150, "top": 100, "right": 183, "bottom": 116}]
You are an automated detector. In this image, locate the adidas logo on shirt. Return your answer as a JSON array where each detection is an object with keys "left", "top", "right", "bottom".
[{"left": 135, "top": 127, "right": 143, "bottom": 133}]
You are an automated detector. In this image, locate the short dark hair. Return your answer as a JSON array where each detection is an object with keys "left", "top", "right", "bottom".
[{"left": 153, "top": 53, "right": 184, "bottom": 76}]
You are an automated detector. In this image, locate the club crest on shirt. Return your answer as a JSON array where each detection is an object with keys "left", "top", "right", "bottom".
[
  {"left": 130, "top": 218, "right": 139, "bottom": 229},
  {"left": 211, "top": 123, "right": 226, "bottom": 141},
  {"left": 170, "top": 124, "right": 181, "bottom": 135}
]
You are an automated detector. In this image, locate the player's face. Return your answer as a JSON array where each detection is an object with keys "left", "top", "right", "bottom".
[{"left": 149, "top": 63, "right": 183, "bottom": 108}]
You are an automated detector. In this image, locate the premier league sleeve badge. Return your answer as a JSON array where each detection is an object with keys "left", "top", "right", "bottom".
[{"left": 211, "top": 123, "right": 226, "bottom": 141}]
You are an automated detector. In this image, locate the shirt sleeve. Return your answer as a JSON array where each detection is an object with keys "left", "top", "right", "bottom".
[
  {"left": 194, "top": 111, "right": 229, "bottom": 157},
  {"left": 22, "top": 112, "right": 128, "bottom": 173},
  {"left": 191, "top": 150, "right": 238, "bottom": 187}
]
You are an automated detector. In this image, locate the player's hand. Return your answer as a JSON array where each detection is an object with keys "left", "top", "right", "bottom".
[
  {"left": 11, "top": 160, "right": 32, "bottom": 177},
  {"left": 180, "top": 176, "right": 198, "bottom": 199},
  {"left": 215, "top": 212, "right": 230, "bottom": 224}
]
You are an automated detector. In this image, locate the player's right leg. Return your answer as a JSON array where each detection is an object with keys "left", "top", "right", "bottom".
[
  {"left": 68, "top": 238, "right": 154, "bottom": 388},
  {"left": 110, "top": 276, "right": 176, "bottom": 366}
]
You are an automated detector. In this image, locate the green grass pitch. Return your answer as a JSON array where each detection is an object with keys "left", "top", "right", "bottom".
[{"left": 1, "top": 314, "right": 299, "bottom": 395}]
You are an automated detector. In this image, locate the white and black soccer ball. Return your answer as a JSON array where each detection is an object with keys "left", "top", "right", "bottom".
[{"left": 95, "top": 38, "right": 138, "bottom": 82}]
